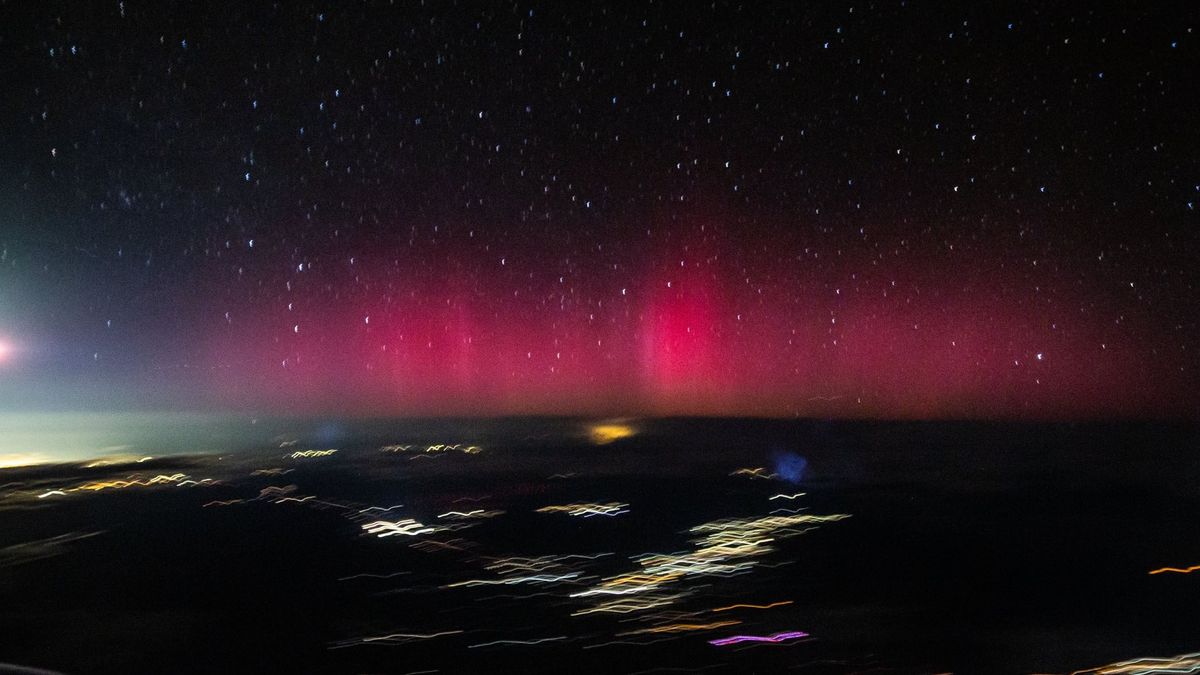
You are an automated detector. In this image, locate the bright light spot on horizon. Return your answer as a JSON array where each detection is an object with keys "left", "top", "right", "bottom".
[
  {"left": 588, "top": 422, "right": 637, "bottom": 445},
  {"left": 0, "top": 452, "right": 50, "bottom": 469}
]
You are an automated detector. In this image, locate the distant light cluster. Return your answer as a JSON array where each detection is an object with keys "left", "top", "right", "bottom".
[{"left": 536, "top": 502, "right": 630, "bottom": 518}]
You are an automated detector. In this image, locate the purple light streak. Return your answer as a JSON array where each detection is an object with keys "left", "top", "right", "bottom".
[{"left": 708, "top": 630, "right": 810, "bottom": 646}]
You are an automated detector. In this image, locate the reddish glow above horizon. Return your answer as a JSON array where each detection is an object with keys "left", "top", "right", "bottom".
[
  {"left": 5, "top": 3, "right": 1197, "bottom": 422},
  {"left": 193, "top": 223, "right": 1188, "bottom": 420}
]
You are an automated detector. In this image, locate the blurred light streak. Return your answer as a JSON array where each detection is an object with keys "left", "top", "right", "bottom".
[
  {"left": 0, "top": 531, "right": 104, "bottom": 567},
  {"left": 33, "top": 472, "right": 217, "bottom": 498},
  {"left": 468, "top": 636, "right": 567, "bottom": 648},
  {"left": 485, "top": 553, "right": 612, "bottom": 580},
  {"left": 567, "top": 505, "right": 848, "bottom": 616},
  {"left": 382, "top": 443, "right": 483, "bottom": 454},
  {"left": 487, "top": 558, "right": 564, "bottom": 573},
  {"left": 571, "top": 586, "right": 664, "bottom": 598},
  {"left": 1148, "top": 565, "right": 1200, "bottom": 575},
  {"left": 82, "top": 455, "right": 154, "bottom": 468},
  {"left": 569, "top": 572, "right": 681, "bottom": 597},
  {"left": 537, "top": 502, "right": 629, "bottom": 517},
  {"left": 571, "top": 593, "right": 684, "bottom": 615},
  {"left": 359, "top": 504, "right": 405, "bottom": 514},
  {"left": 690, "top": 513, "right": 849, "bottom": 535},
  {"left": 1070, "top": 651, "right": 1200, "bottom": 674},
  {"left": 622, "top": 620, "right": 741, "bottom": 635},
  {"left": 446, "top": 572, "right": 581, "bottom": 587},
  {"left": 556, "top": 552, "right": 615, "bottom": 561},
  {"left": 289, "top": 449, "right": 338, "bottom": 459},
  {"left": 80, "top": 473, "right": 185, "bottom": 490},
  {"left": 338, "top": 571, "right": 411, "bottom": 581},
  {"left": 437, "top": 509, "right": 505, "bottom": 519},
  {"left": 410, "top": 538, "right": 476, "bottom": 553},
  {"left": 474, "top": 591, "right": 559, "bottom": 601},
  {"left": 768, "top": 492, "right": 806, "bottom": 500},
  {"left": 362, "top": 519, "right": 439, "bottom": 537},
  {"left": 708, "top": 630, "right": 809, "bottom": 646},
  {"left": 583, "top": 637, "right": 676, "bottom": 649},
  {"left": 329, "top": 630, "right": 464, "bottom": 649},
  {"left": 730, "top": 467, "right": 776, "bottom": 479},
  {"left": 710, "top": 600, "right": 794, "bottom": 612},
  {"left": 259, "top": 485, "right": 297, "bottom": 498}
]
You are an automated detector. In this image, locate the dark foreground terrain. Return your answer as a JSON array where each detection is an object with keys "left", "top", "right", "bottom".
[{"left": 1, "top": 418, "right": 1198, "bottom": 674}]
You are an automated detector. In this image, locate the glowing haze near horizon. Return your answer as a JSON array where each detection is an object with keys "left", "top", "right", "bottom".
[
  {"left": 196, "top": 221, "right": 1187, "bottom": 419},
  {"left": 1, "top": 3, "right": 1197, "bottom": 419}
]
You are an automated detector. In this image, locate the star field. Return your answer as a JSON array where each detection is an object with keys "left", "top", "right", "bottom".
[{"left": 0, "top": 2, "right": 1197, "bottom": 418}]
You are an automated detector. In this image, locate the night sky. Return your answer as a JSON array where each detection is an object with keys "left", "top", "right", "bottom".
[{"left": 1, "top": 2, "right": 1197, "bottom": 419}]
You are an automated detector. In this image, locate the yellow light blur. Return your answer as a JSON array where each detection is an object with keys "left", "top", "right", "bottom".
[
  {"left": 588, "top": 422, "right": 637, "bottom": 445},
  {"left": 1148, "top": 564, "right": 1200, "bottom": 575},
  {"left": 83, "top": 455, "right": 154, "bottom": 468},
  {"left": 537, "top": 502, "right": 629, "bottom": 517},
  {"left": 0, "top": 452, "right": 49, "bottom": 469},
  {"left": 623, "top": 620, "right": 740, "bottom": 635}
]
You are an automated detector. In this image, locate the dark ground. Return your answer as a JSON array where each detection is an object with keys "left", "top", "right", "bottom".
[{"left": 1, "top": 418, "right": 1198, "bottom": 674}]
